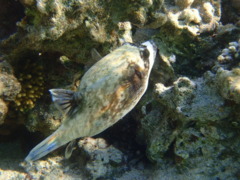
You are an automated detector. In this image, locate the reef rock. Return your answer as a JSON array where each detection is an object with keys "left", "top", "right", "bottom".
[
  {"left": 149, "top": 0, "right": 221, "bottom": 35},
  {"left": 216, "top": 68, "right": 240, "bottom": 104},
  {"left": 20, "top": 137, "right": 128, "bottom": 180},
  {"left": 0, "top": 0, "right": 157, "bottom": 64},
  {"left": 0, "top": 0, "right": 222, "bottom": 64},
  {"left": 136, "top": 36, "right": 240, "bottom": 179},
  {"left": 78, "top": 137, "right": 125, "bottom": 179},
  {"left": 25, "top": 103, "right": 62, "bottom": 135},
  {"left": 138, "top": 73, "right": 230, "bottom": 159},
  {"left": 0, "top": 60, "right": 21, "bottom": 124},
  {"left": 21, "top": 156, "right": 84, "bottom": 179},
  {"left": 156, "top": 75, "right": 230, "bottom": 123},
  {"left": 136, "top": 70, "right": 240, "bottom": 178},
  {"left": 215, "top": 39, "right": 240, "bottom": 103}
]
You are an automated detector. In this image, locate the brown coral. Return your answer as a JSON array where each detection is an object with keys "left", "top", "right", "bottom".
[{"left": 14, "top": 63, "right": 45, "bottom": 112}]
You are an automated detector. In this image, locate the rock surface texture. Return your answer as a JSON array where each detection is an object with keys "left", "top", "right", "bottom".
[
  {"left": 0, "top": 60, "right": 21, "bottom": 125},
  {"left": 0, "top": 0, "right": 240, "bottom": 179}
]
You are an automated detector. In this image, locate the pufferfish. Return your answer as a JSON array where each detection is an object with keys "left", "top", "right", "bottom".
[{"left": 25, "top": 41, "right": 157, "bottom": 161}]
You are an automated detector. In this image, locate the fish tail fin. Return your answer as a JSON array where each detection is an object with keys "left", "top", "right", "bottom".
[{"left": 25, "top": 129, "right": 66, "bottom": 162}]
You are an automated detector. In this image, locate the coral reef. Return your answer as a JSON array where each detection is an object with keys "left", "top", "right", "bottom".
[
  {"left": 0, "top": 0, "right": 222, "bottom": 65},
  {"left": 137, "top": 79, "right": 239, "bottom": 178},
  {"left": 216, "top": 68, "right": 240, "bottom": 103},
  {"left": 22, "top": 53, "right": 84, "bottom": 135},
  {"left": 78, "top": 137, "right": 125, "bottom": 179},
  {"left": 14, "top": 63, "right": 45, "bottom": 112},
  {"left": 19, "top": 137, "right": 141, "bottom": 180},
  {"left": 25, "top": 103, "right": 62, "bottom": 135},
  {"left": 0, "top": 59, "right": 21, "bottom": 124},
  {"left": 149, "top": 0, "right": 221, "bottom": 35},
  {"left": 136, "top": 37, "right": 240, "bottom": 178},
  {"left": 0, "top": 0, "right": 239, "bottom": 179},
  {"left": 215, "top": 40, "right": 240, "bottom": 103},
  {"left": 1, "top": 0, "right": 160, "bottom": 64},
  {"left": 21, "top": 156, "right": 84, "bottom": 179}
]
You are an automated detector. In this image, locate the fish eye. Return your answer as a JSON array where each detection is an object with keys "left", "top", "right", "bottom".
[{"left": 140, "top": 47, "right": 150, "bottom": 59}]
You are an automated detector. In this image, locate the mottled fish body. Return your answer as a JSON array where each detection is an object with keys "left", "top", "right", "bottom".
[{"left": 25, "top": 41, "right": 157, "bottom": 161}]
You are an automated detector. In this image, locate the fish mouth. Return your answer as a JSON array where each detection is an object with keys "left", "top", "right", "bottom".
[
  {"left": 142, "top": 40, "right": 157, "bottom": 54},
  {"left": 141, "top": 40, "right": 157, "bottom": 68},
  {"left": 148, "top": 40, "right": 157, "bottom": 52}
]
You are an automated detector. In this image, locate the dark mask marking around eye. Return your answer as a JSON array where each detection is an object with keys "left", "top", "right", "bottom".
[
  {"left": 140, "top": 48, "right": 149, "bottom": 59},
  {"left": 139, "top": 46, "right": 150, "bottom": 69}
]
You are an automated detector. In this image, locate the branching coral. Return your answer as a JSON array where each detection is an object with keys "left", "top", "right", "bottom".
[{"left": 14, "top": 63, "right": 45, "bottom": 112}]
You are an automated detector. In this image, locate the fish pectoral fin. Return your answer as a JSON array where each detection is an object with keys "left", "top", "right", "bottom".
[
  {"left": 49, "top": 89, "right": 82, "bottom": 116},
  {"left": 91, "top": 48, "right": 102, "bottom": 62},
  {"left": 65, "top": 139, "right": 77, "bottom": 159}
]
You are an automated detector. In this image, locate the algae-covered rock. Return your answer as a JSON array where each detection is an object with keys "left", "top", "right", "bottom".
[
  {"left": 136, "top": 56, "right": 240, "bottom": 178},
  {"left": 78, "top": 137, "right": 125, "bottom": 179},
  {"left": 0, "top": 59, "right": 21, "bottom": 124},
  {"left": 21, "top": 156, "right": 84, "bottom": 179},
  {"left": 26, "top": 103, "right": 62, "bottom": 135},
  {"left": 215, "top": 39, "right": 240, "bottom": 103},
  {"left": 0, "top": 0, "right": 222, "bottom": 66},
  {"left": 0, "top": 0, "right": 163, "bottom": 64},
  {"left": 138, "top": 73, "right": 231, "bottom": 162},
  {"left": 216, "top": 68, "right": 240, "bottom": 104},
  {"left": 0, "top": 61, "right": 21, "bottom": 101},
  {"left": 156, "top": 74, "right": 230, "bottom": 123},
  {"left": 149, "top": 0, "right": 221, "bottom": 35}
]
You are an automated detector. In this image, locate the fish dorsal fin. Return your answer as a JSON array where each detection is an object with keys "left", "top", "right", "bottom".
[
  {"left": 65, "top": 139, "right": 76, "bottom": 159},
  {"left": 49, "top": 89, "right": 82, "bottom": 116}
]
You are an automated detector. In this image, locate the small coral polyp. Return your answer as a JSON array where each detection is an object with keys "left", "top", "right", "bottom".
[
  {"left": 14, "top": 64, "right": 45, "bottom": 112},
  {"left": 217, "top": 40, "right": 240, "bottom": 64}
]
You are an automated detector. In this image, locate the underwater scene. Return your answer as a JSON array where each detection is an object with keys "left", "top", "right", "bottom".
[{"left": 0, "top": 0, "right": 239, "bottom": 179}]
